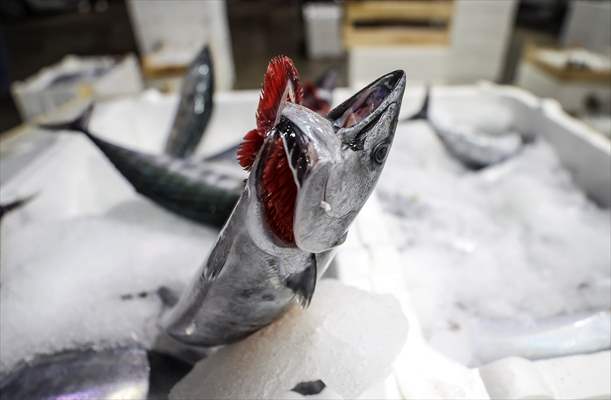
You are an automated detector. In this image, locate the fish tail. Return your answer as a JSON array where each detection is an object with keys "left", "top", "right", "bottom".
[
  {"left": 38, "top": 103, "right": 94, "bottom": 134},
  {"left": 405, "top": 85, "right": 430, "bottom": 121}
]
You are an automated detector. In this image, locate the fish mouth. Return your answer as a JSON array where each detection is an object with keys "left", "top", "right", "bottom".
[
  {"left": 328, "top": 70, "right": 405, "bottom": 131},
  {"left": 256, "top": 71, "right": 405, "bottom": 248}
]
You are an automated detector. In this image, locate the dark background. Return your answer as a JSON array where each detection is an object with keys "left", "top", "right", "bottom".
[{"left": 0, "top": 0, "right": 568, "bottom": 133}]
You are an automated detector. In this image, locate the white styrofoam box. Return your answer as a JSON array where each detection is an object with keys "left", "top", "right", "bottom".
[
  {"left": 349, "top": 47, "right": 449, "bottom": 86},
  {"left": 11, "top": 55, "right": 143, "bottom": 121},
  {"left": 0, "top": 90, "right": 256, "bottom": 224},
  {"left": 516, "top": 61, "right": 611, "bottom": 113},
  {"left": 447, "top": 0, "right": 517, "bottom": 82},
  {"left": 337, "top": 197, "right": 491, "bottom": 400},
  {"left": 536, "top": 351, "right": 611, "bottom": 399},
  {"left": 334, "top": 83, "right": 610, "bottom": 398},
  {"left": 536, "top": 97, "right": 611, "bottom": 207},
  {"left": 479, "top": 352, "right": 611, "bottom": 400},
  {"left": 91, "top": 54, "right": 143, "bottom": 99},
  {"left": 303, "top": 3, "right": 343, "bottom": 59},
  {"left": 562, "top": 0, "right": 611, "bottom": 54},
  {"left": 436, "top": 82, "right": 611, "bottom": 206},
  {"left": 2, "top": 85, "right": 609, "bottom": 399},
  {"left": 339, "top": 183, "right": 610, "bottom": 400},
  {"left": 479, "top": 357, "right": 554, "bottom": 399},
  {"left": 127, "top": 0, "right": 235, "bottom": 91},
  {"left": 348, "top": 0, "right": 517, "bottom": 85},
  {"left": 450, "top": 0, "right": 517, "bottom": 46},
  {"left": 534, "top": 48, "right": 611, "bottom": 72}
]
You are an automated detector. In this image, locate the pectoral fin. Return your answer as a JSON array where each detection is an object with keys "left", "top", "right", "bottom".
[{"left": 285, "top": 254, "right": 317, "bottom": 307}]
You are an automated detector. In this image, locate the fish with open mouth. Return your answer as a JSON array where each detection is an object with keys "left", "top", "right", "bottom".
[
  {"left": 164, "top": 45, "right": 215, "bottom": 158},
  {"left": 405, "top": 87, "right": 526, "bottom": 169},
  {"left": 164, "top": 56, "right": 406, "bottom": 346},
  {"left": 38, "top": 106, "right": 243, "bottom": 228}
]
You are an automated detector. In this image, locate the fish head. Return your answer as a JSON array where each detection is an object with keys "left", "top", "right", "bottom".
[
  {"left": 250, "top": 70, "right": 405, "bottom": 253},
  {"left": 293, "top": 70, "right": 406, "bottom": 252}
]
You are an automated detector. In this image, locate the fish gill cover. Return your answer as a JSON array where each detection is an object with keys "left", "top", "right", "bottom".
[{"left": 237, "top": 56, "right": 304, "bottom": 244}]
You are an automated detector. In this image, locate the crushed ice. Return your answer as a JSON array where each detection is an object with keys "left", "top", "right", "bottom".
[{"left": 377, "top": 120, "right": 611, "bottom": 366}]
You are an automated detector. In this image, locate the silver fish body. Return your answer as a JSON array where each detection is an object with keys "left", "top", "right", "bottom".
[
  {"left": 405, "top": 87, "right": 525, "bottom": 168},
  {"left": 164, "top": 46, "right": 215, "bottom": 158},
  {"left": 39, "top": 106, "right": 243, "bottom": 228},
  {"left": 434, "top": 125, "right": 523, "bottom": 168},
  {"left": 0, "top": 347, "right": 149, "bottom": 400},
  {"left": 164, "top": 70, "right": 406, "bottom": 346}
]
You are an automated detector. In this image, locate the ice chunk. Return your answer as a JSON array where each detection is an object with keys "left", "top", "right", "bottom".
[
  {"left": 0, "top": 214, "right": 217, "bottom": 373},
  {"left": 170, "top": 280, "right": 408, "bottom": 400}
]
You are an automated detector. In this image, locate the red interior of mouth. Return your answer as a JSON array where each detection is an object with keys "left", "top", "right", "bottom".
[
  {"left": 334, "top": 84, "right": 390, "bottom": 128},
  {"left": 236, "top": 55, "right": 302, "bottom": 244}
]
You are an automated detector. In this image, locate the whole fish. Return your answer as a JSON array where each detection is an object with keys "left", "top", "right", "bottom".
[
  {"left": 164, "top": 46, "right": 215, "bottom": 158},
  {"left": 39, "top": 106, "right": 242, "bottom": 228},
  {"left": 0, "top": 347, "right": 149, "bottom": 400},
  {"left": 405, "top": 87, "right": 524, "bottom": 169},
  {"left": 164, "top": 56, "right": 406, "bottom": 346}
]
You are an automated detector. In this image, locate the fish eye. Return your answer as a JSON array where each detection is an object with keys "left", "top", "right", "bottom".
[{"left": 372, "top": 142, "right": 389, "bottom": 165}]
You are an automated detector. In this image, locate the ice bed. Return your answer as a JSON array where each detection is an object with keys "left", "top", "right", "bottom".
[{"left": 0, "top": 83, "right": 609, "bottom": 399}]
